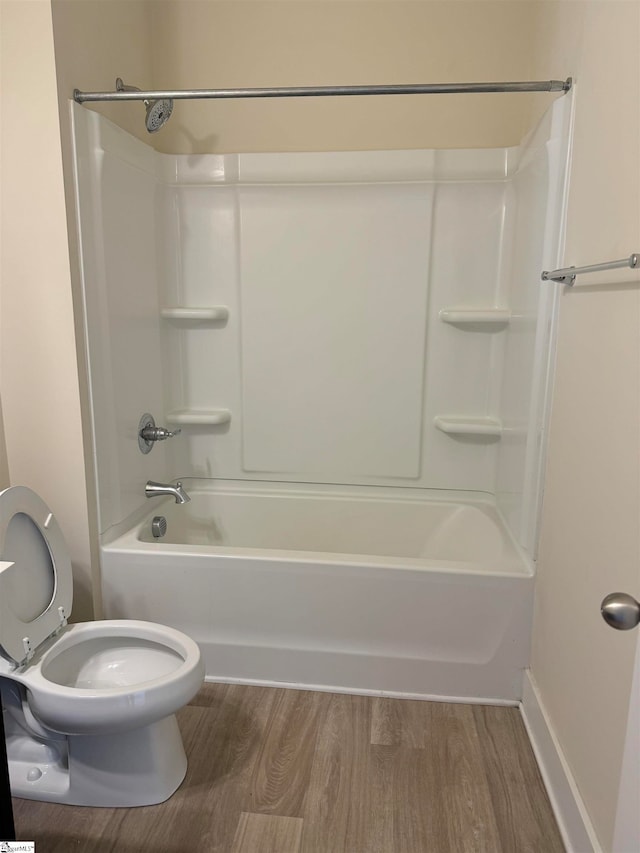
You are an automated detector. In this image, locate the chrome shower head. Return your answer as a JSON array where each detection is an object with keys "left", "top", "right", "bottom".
[
  {"left": 144, "top": 97, "right": 173, "bottom": 133},
  {"left": 115, "top": 77, "right": 173, "bottom": 134}
]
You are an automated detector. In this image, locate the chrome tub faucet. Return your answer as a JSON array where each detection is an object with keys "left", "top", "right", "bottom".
[{"left": 145, "top": 480, "right": 191, "bottom": 504}]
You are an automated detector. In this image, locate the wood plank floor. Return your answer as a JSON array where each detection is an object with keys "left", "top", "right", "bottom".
[{"left": 12, "top": 683, "right": 564, "bottom": 852}]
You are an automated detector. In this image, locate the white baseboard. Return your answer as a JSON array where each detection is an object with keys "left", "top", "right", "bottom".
[{"left": 520, "top": 670, "right": 601, "bottom": 853}]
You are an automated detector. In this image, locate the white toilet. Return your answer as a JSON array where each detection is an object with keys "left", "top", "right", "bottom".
[{"left": 0, "top": 485, "right": 204, "bottom": 807}]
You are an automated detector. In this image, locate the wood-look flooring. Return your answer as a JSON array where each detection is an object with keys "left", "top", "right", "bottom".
[{"left": 12, "top": 683, "right": 564, "bottom": 852}]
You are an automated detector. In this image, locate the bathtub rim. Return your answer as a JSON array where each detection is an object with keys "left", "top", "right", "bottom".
[{"left": 100, "top": 482, "right": 533, "bottom": 578}]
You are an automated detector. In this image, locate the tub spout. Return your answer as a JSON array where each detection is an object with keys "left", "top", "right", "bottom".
[{"left": 145, "top": 480, "right": 191, "bottom": 504}]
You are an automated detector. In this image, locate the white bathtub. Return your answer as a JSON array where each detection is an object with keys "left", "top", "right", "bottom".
[{"left": 100, "top": 481, "right": 534, "bottom": 703}]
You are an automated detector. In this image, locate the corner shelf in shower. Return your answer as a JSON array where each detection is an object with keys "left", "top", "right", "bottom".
[
  {"left": 434, "top": 416, "right": 503, "bottom": 437},
  {"left": 161, "top": 307, "right": 229, "bottom": 322},
  {"left": 166, "top": 409, "right": 232, "bottom": 426},
  {"left": 439, "top": 308, "right": 511, "bottom": 326}
]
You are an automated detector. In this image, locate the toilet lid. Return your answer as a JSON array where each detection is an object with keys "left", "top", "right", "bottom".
[{"left": 0, "top": 486, "right": 73, "bottom": 665}]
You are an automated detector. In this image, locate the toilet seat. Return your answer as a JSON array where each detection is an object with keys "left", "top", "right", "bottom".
[
  {"left": 0, "top": 486, "right": 73, "bottom": 666},
  {"left": 10, "top": 619, "right": 204, "bottom": 735}
]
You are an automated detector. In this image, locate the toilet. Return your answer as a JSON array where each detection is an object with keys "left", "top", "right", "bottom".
[{"left": 0, "top": 485, "right": 204, "bottom": 807}]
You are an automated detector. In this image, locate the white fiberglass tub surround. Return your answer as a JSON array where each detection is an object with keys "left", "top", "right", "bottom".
[
  {"left": 102, "top": 483, "right": 533, "bottom": 703},
  {"left": 73, "top": 93, "right": 572, "bottom": 706}
]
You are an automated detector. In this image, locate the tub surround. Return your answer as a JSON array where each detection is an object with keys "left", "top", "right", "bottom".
[
  {"left": 72, "top": 97, "right": 572, "bottom": 555},
  {"left": 72, "top": 94, "right": 572, "bottom": 703}
]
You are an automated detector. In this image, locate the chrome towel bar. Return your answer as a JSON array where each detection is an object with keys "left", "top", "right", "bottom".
[{"left": 541, "top": 253, "right": 639, "bottom": 286}]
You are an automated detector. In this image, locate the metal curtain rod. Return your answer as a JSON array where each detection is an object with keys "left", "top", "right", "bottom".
[
  {"left": 73, "top": 78, "right": 572, "bottom": 103},
  {"left": 541, "top": 254, "right": 639, "bottom": 286}
]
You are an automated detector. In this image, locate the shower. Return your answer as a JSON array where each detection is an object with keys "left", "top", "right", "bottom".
[
  {"left": 115, "top": 77, "right": 173, "bottom": 133},
  {"left": 70, "top": 74, "right": 576, "bottom": 702}
]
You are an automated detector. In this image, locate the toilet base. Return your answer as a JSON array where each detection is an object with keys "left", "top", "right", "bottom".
[{"left": 6, "top": 713, "right": 188, "bottom": 807}]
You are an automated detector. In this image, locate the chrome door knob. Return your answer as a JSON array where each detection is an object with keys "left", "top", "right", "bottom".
[{"left": 601, "top": 593, "right": 640, "bottom": 631}]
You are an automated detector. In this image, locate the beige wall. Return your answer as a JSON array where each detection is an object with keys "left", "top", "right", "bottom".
[
  {"left": 51, "top": 0, "right": 154, "bottom": 145},
  {"left": 148, "top": 0, "right": 544, "bottom": 154},
  {"left": 0, "top": 0, "right": 93, "bottom": 618},
  {"left": 11, "top": 3, "right": 636, "bottom": 843},
  {"left": 531, "top": 2, "right": 640, "bottom": 849},
  {"left": 0, "top": 74, "right": 9, "bottom": 493},
  {"left": 0, "top": 399, "right": 9, "bottom": 492},
  {"left": 57, "top": 1, "right": 551, "bottom": 155}
]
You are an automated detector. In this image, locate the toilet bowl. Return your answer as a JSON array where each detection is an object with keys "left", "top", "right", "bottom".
[{"left": 0, "top": 486, "right": 204, "bottom": 807}]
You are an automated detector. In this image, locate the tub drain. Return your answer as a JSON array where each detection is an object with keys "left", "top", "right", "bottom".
[{"left": 151, "top": 516, "right": 167, "bottom": 538}]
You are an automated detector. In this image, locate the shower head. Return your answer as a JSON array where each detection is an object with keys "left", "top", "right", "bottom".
[
  {"left": 144, "top": 97, "right": 173, "bottom": 133},
  {"left": 115, "top": 77, "right": 173, "bottom": 134}
]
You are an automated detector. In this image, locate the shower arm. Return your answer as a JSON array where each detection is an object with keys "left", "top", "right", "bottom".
[{"left": 73, "top": 78, "right": 572, "bottom": 104}]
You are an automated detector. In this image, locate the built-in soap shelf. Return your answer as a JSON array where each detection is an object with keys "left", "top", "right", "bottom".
[
  {"left": 166, "top": 409, "right": 232, "bottom": 426},
  {"left": 434, "top": 416, "right": 502, "bottom": 437},
  {"left": 161, "top": 307, "right": 229, "bottom": 322},
  {"left": 439, "top": 308, "right": 511, "bottom": 326}
]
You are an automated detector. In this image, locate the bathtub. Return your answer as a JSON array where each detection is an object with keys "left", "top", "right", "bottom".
[{"left": 100, "top": 481, "right": 534, "bottom": 703}]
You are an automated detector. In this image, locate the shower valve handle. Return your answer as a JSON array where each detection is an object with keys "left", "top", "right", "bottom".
[
  {"left": 138, "top": 413, "right": 182, "bottom": 454},
  {"left": 139, "top": 425, "right": 181, "bottom": 442}
]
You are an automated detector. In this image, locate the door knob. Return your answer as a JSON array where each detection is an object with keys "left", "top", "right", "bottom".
[{"left": 601, "top": 593, "right": 640, "bottom": 631}]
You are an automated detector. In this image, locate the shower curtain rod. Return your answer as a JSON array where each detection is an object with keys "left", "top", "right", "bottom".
[{"left": 73, "top": 78, "right": 572, "bottom": 103}]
